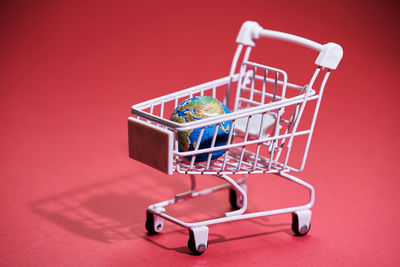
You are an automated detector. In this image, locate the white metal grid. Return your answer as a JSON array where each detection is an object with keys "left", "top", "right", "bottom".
[{"left": 131, "top": 61, "right": 330, "bottom": 175}]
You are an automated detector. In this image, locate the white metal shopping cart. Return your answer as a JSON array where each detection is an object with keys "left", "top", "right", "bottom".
[{"left": 128, "top": 21, "right": 343, "bottom": 255}]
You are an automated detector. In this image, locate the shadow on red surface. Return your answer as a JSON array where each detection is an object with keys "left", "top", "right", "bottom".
[
  {"left": 144, "top": 224, "right": 293, "bottom": 255},
  {"left": 30, "top": 171, "right": 295, "bottom": 254},
  {"left": 30, "top": 174, "right": 159, "bottom": 243}
]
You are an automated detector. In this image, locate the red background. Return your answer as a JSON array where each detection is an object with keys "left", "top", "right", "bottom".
[{"left": 1, "top": 0, "right": 399, "bottom": 266}]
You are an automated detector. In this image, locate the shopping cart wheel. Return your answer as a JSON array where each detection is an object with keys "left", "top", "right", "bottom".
[
  {"left": 187, "top": 226, "right": 209, "bottom": 255},
  {"left": 291, "top": 210, "right": 312, "bottom": 236},
  {"left": 229, "top": 183, "right": 247, "bottom": 210},
  {"left": 145, "top": 211, "right": 164, "bottom": 235}
]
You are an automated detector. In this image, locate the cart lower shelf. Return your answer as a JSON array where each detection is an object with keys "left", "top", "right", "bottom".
[{"left": 144, "top": 171, "right": 313, "bottom": 255}]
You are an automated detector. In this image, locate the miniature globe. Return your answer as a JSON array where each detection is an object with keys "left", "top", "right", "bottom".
[{"left": 170, "top": 96, "right": 233, "bottom": 162}]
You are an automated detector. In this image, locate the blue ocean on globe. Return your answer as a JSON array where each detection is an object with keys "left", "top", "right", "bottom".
[{"left": 170, "top": 96, "right": 233, "bottom": 162}]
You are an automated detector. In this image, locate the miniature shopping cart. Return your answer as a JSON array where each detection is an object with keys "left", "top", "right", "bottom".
[{"left": 128, "top": 21, "right": 343, "bottom": 255}]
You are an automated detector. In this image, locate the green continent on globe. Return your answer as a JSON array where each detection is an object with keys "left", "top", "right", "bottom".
[
  {"left": 177, "top": 129, "right": 193, "bottom": 152},
  {"left": 170, "top": 96, "right": 226, "bottom": 152}
]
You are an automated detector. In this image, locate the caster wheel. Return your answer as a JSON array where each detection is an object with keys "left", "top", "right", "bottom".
[
  {"left": 187, "top": 227, "right": 208, "bottom": 255},
  {"left": 145, "top": 211, "right": 164, "bottom": 235},
  {"left": 291, "top": 210, "right": 311, "bottom": 236},
  {"left": 229, "top": 183, "right": 247, "bottom": 210}
]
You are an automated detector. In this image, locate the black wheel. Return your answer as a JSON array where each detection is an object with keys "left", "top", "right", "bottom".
[
  {"left": 229, "top": 188, "right": 242, "bottom": 210},
  {"left": 145, "top": 211, "right": 163, "bottom": 235},
  {"left": 229, "top": 184, "right": 247, "bottom": 210},
  {"left": 291, "top": 212, "right": 311, "bottom": 236},
  {"left": 187, "top": 230, "right": 206, "bottom": 255}
]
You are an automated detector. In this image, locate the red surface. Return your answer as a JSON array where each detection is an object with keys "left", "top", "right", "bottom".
[{"left": 1, "top": 0, "right": 399, "bottom": 266}]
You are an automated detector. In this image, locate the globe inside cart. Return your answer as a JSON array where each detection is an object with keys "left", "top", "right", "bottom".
[{"left": 128, "top": 21, "right": 343, "bottom": 255}]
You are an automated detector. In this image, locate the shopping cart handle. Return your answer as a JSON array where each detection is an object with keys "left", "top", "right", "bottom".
[{"left": 236, "top": 21, "right": 343, "bottom": 69}]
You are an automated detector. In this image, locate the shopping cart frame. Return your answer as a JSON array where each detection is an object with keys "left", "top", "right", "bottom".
[{"left": 128, "top": 21, "right": 343, "bottom": 255}]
